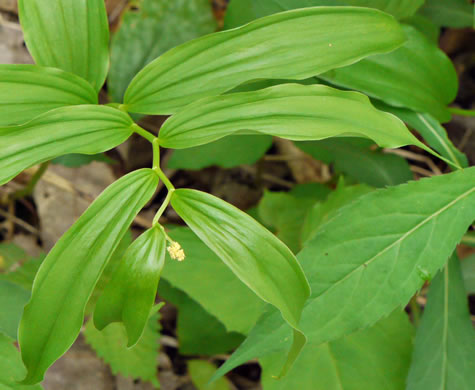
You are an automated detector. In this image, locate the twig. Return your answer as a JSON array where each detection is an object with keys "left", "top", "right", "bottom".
[
  {"left": 0, "top": 208, "right": 40, "bottom": 236},
  {"left": 410, "top": 165, "right": 435, "bottom": 177},
  {"left": 384, "top": 148, "right": 442, "bottom": 175}
]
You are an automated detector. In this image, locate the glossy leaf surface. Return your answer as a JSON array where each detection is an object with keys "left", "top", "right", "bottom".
[
  {"left": 170, "top": 191, "right": 310, "bottom": 330},
  {"left": 0, "top": 65, "right": 97, "bottom": 126},
  {"left": 94, "top": 226, "right": 166, "bottom": 347},
  {"left": 18, "top": 169, "right": 159, "bottom": 384},
  {"left": 85, "top": 313, "right": 160, "bottom": 387},
  {"left": 214, "top": 168, "right": 475, "bottom": 378},
  {"left": 159, "top": 84, "right": 420, "bottom": 150},
  {"left": 321, "top": 25, "right": 458, "bottom": 122},
  {"left": 124, "top": 7, "right": 406, "bottom": 114},
  {"left": 161, "top": 228, "right": 265, "bottom": 335},
  {"left": 108, "top": 0, "right": 216, "bottom": 102},
  {"left": 261, "top": 310, "right": 414, "bottom": 389},
  {"left": 18, "top": 0, "right": 109, "bottom": 91},
  {"left": 407, "top": 256, "right": 475, "bottom": 389},
  {"left": 0, "top": 105, "right": 134, "bottom": 186}
]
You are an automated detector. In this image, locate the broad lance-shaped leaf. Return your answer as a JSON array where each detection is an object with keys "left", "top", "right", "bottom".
[
  {"left": 0, "top": 64, "right": 97, "bottom": 126},
  {"left": 407, "top": 255, "right": 475, "bottom": 390},
  {"left": 94, "top": 225, "right": 167, "bottom": 347},
  {"left": 213, "top": 167, "right": 475, "bottom": 379},
  {"left": 0, "top": 105, "right": 134, "bottom": 186},
  {"left": 18, "top": 169, "right": 159, "bottom": 384},
  {"left": 124, "top": 6, "right": 406, "bottom": 114},
  {"left": 171, "top": 189, "right": 311, "bottom": 375},
  {"left": 158, "top": 84, "right": 421, "bottom": 150},
  {"left": 18, "top": 0, "right": 109, "bottom": 92},
  {"left": 321, "top": 24, "right": 458, "bottom": 122}
]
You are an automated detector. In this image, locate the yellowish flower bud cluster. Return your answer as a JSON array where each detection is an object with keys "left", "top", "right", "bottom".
[{"left": 167, "top": 241, "right": 185, "bottom": 262}]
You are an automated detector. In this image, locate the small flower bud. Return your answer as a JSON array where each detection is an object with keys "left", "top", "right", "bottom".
[{"left": 167, "top": 241, "right": 185, "bottom": 262}]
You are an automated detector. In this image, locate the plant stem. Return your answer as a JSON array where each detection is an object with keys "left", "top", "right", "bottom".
[
  {"left": 153, "top": 190, "right": 174, "bottom": 225},
  {"left": 409, "top": 295, "right": 421, "bottom": 327},
  {"left": 449, "top": 107, "right": 475, "bottom": 117},
  {"left": 11, "top": 162, "right": 50, "bottom": 200},
  {"left": 131, "top": 123, "right": 156, "bottom": 143}
]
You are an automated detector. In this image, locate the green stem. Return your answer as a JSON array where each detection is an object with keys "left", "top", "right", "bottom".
[
  {"left": 153, "top": 190, "right": 174, "bottom": 225},
  {"left": 449, "top": 107, "right": 475, "bottom": 117},
  {"left": 11, "top": 162, "right": 50, "bottom": 200},
  {"left": 131, "top": 123, "right": 156, "bottom": 143}
]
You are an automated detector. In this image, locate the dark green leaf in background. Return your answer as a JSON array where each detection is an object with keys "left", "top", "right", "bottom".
[
  {"left": 407, "top": 255, "right": 475, "bottom": 390},
  {"left": 0, "top": 65, "right": 97, "bottom": 126},
  {"left": 158, "top": 84, "right": 421, "bottom": 150},
  {"left": 52, "top": 153, "right": 114, "bottom": 168},
  {"left": 18, "top": 169, "right": 159, "bottom": 384},
  {"left": 0, "top": 281, "right": 30, "bottom": 340},
  {"left": 18, "top": 0, "right": 109, "bottom": 91},
  {"left": 161, "top": 228, "right": 265, "bottom": 335},
  {"left": 418, "top": 0, "right": 474, "bottom": 28},
  {"left": 321, "top": 25, "right": 458, "bottom": 122},
  {"left": 0, "top": 105, "right": 134, "bottom": 186},
  {"left": 404, "top": 14, "right": 441, "bottom": 43},
  {"left": 260, "top": 310, "right": 414, "bottom": 389},
  {"left": 167, "top": 135, "right": 272, "bottom": 170},
  {"left": 297, "top": 138, "right": 413, "bottom": 187},
  {"left": 0, "top": 334, "right": 43, "bottom": 390},
  {"left": 215, "top": 168, "right": 475, "bottom": 378},
  {"left": 94, "top": 226, "right": 166, "bottom": 347},
  {"left": 124, "top": 6, "right": 406, "bottom": 114},
  {"left": 85, "top": 313, "right": 160, "bottom": 388},
  {"left": 462, "top": 254, "right": 475, "bottom": 295},
  {"left": 108, "top": 0, "right": 216, "bottom": 102}
]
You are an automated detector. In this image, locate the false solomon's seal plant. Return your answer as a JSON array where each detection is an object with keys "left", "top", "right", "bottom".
[{"left": 0, "top": 0, "right": 474, "bottom": 385}]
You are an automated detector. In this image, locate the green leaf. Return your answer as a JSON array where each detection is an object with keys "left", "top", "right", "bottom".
[
  {"left": 0, "top": 334, "right": 43, "bottom": 390},
  {"left": 297, "top": 138, "right": 413, "bottom": 187},
  {"left": 375, "top": 103, "right": 469, "bottom": 169},
  {"left": 159, "top": 280, "right": 245, "bottom": 355},
  {"left": 18, "top": 169, "right": 159, "bottom": 384},
  {"left": 0, "top": 254, "right": 44, "bottom": 292},
  {"left": 94, "top": 226, "right": 166, "bottom": 347},
  {"left": 85, "top": 313, "right": 160, "bottom": 388},
  {"left": 188, "top": 360, "right": 233, "bottom": 390},
  {"left": 0, "top": 105, "right": 134, "bottom": 186},
  {"left": 224, "top": 0, "right": 423, "bottom": 27},
  {"left": 0, "top": 244, "right": 27, "bottom": 271},
  {"left": 18, "top": 0, "right": 109, "bottom": 91},
  {"left": 161, "top": 227, "right": 265, "bottom": 335},
  {"left": 418, "top": 0, "right": 474, "bottom": 28},
  {"left": 0, "top": 280, "right": 30, "bottom": 340},
  {"left": 407, "top": 255, "right": 475, "bottom": 390},
  {"left": 167, "top": 135, "right": 272, "bottom": 170},
  {"left": 260, "top": 310, "right": 414, "bottom": 389},
  {"left": 171, "top": 189, "right": 310, "bottom": 330},
  {"left": 214, "top": 167, "right": 475, "bottom": 379},
  {"left": 124, "top": 6, "right": 406, "bottom": 114},
  {"left": 0, "top": 64, "right": 97, "bottom": 126},
  {"left": 171, "top": 190, "right": 310, "bottom": 376},
  {"left": 404, "top": 14, "right": 441, "bottom": 43},
  {"left": 301, "top": 181, "right": 373, "bottom": 245},
  {"left": 158, "top": 84, "right": 422, "bottom": 150},
  {"left": 462, "top": 254, "right": 475, "bottom": 295},
  {"left": 321, "top": 24, "right": 458, "bottom": 122},
  {"left": 52, "top": 153, "right": 114, "bottom": 168},
  {"left": 108, "top": 0, "right": 216, "bottom": 102}
]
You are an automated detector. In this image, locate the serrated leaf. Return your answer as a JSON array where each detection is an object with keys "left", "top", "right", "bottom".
[
  {"left": 261, "top": 310, "right": 414, "bottom": 390},
  {"left": 18, "top": 0, "right": 109, "bottom": 91},
  {"left": 321, "top": 24, "right": 458, "bottom": 122},
  {"left": 462, "top": 254, "right": 475, "bottom": 295},
  {"left": 188, "top": 360, "right": 233, "bottom": 390},
  {"left": 375, "top": 103, "right": 469, "bottom": 169},
  {"left": 297, "top": 138, "right": 413, "bottom": 187},
  {"left": 167, "top": 135, "right": 272, "bottom": 170},
  {"left": 418, "top": 0, "right": 474, "bottom": 28},
  {"left": 171, "top": 190, "right": 310, "bottom": 376},
  {"left": 0, "top": 334, "right": 43, "bottom": 390},
  {"left": 0, "top": 105, "right": 134, "bottom": 186},
  {"left": 407, "top": 255, "right": 475, "bottom": 389},
  {"left": 158, "top": 84, "right": 422, "bottom": 150},
  {"left": 0, "top": 65, "right": 97, "bottom": 126},
  {"left": 85, "top": 313, "right": 160, "bottom": 388},
  {"left": 214, "top": 168, "right": 475, "bottom": 379},
  {"left": 109, "top": 0, "right": 216, "bottom": 102},
  {"left": 18, "top": 169, "right": 159, "bottom": 384},
  {"left": 124, "top": 6, "right": 406, "bottom": 114},
  {"left": 0, "top": 280, "right": 30, "bottom": 340},
  {"left": 94, "top": 226, "right": 166, "bottom": 347},
  {"left": 159, "top": 280, "right": 244, "bottom": 355}
]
